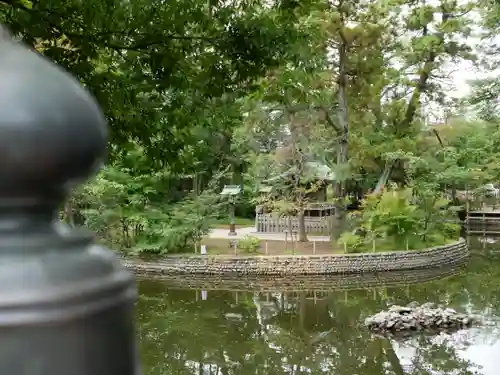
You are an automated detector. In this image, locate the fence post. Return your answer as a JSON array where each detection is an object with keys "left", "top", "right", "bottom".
[{"left": 0, "top": 28, "right": 138, "bottom": 375}]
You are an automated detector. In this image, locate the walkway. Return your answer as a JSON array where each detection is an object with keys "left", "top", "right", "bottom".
[{"left": 208, "top": 227, "right": 331, "bottom": 242}]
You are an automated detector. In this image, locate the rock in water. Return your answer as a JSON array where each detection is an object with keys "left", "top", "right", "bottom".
[
  {"left": 407, "top": 301, "right": 420, "bottom": 309},
  {"left": 364, "top": 302, "right": 476, "bottom": 335}
]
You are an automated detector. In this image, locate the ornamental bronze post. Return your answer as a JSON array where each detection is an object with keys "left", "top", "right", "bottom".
[{"left": 0, "top": 27, "right": 139, "bottom": 374}]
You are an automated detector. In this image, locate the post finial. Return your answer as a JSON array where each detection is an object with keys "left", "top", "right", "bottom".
[{"left": 0, "top": 26, "right": 138, "bottom": 375}]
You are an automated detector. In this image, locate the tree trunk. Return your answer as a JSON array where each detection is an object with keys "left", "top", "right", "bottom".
[
  {"left": 287, "top": 110, "right": 308, "bottom": 244},
  {"left": 381, "top": 339, "right": 405, "bottom": 375},
  {"left": 334, "top": 31, "right": 349, "bottom": 207},
  {"left": 433, "top": 128, "right": 458, "bottom": 202},
  {"left": 374, "top": 161, "right": 393, "bottom": 194},
  {"left": 331, "top": 20, "right": 350, "bottom": 239},
  {"left": 287, "top": 216, "right": 295, "bottom": 252},
  {"left": 334, "top": 8, "right": 349, "bottom": 220},
  {"left": 298, "top": 209, "right": 308, "bottom": 242}
]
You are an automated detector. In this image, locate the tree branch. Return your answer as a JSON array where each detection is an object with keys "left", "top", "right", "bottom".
[
  {"left": 0, "top": 0, "right": 216, "bottom": 51},
  {"left": 266, "top": 103, "right": 342, "bottom": 133},
  {"left": 318, "top": 105, "right": 342, "bottom": 134}
]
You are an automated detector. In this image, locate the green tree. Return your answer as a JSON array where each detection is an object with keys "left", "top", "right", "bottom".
[{"left": 0, "top": 0, "right": 308, "bottom": 170}]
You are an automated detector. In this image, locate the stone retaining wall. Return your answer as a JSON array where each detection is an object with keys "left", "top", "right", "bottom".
[{"left": 124, "top": 239, "right": 469, "bottom": 277}]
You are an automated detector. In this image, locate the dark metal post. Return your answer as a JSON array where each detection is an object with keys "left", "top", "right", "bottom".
[{"left": 0, "top": 27, "right": 138, "bottom": 374}]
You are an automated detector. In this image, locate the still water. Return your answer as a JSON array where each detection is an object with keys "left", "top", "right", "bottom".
[{"left": 136, "top": 237, "right": 500, "bottom": 375}]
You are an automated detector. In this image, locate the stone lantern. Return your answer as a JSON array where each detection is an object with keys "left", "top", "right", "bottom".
[
  {"left": 220, "top": 185, "right": 242, "bottom": 236},
  {"left": 0, "top": 27, "right": 138, "bottom": 374}
]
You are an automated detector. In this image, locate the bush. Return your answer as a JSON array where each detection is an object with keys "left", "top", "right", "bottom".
[
  {"left": 337, "top": 232, "right": 364, "bottom": 253},
  {"left": 68, "top": 164, "right": 225, "bottom": 256},
  {"left": 339, "top": 187, "right": 459, "bottom": 253},
  {"left": 237, "top": 235, "right": 261, "bottom": 253}
]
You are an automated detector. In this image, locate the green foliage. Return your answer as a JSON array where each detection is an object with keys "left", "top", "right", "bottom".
[
  {"left": 71, "top": 161, "right": 225, "bottom": 255},
  {"left": 10, "top": 0, "right": 498, "bottom": 255},
  {"left": 237, "top": 235, "right": 261, "bottom": 253},
  {"left": 337, "top": 232, "right": 363, "bottom": 253},
  {"left": 1, "top": 0, "right": 308, "bottom": 173},
  {"left": 360, "top": 189, "right": 421, "bottom": 248},
  {"left": 339, "top": 187, "right": 460, "bottom": 252}
]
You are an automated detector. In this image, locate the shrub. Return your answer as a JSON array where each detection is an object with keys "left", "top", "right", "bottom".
[
  {"left": 337, "top": 232, "right": 363, "bottom": 253},
  {"left": 237, "top": 235, "right": 261, "bottom": 253},
  {"left": 340, "top": 187, "right": 459, "bottom": 252},
  {"left": 69, "top": 164, "right": 225, "bottom": 256}
]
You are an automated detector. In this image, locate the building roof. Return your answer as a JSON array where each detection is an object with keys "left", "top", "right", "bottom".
[
  {"left": 262, "top": 162, "right": 335, "bottom": 186},
  {"left": 220, "top": 185, "right": 242, "bottom": 196}
]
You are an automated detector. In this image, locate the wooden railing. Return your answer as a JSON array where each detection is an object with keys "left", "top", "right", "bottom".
[{"left": 255, "top": 213, "right": 334, "bottom": 234}]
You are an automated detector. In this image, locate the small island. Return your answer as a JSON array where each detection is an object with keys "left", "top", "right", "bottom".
[
  {"left": 124, "top": 185, "right": 470, "bottom": 277},
  {"left": 364, "top": 302, "right": 477, "bottom": 336}
]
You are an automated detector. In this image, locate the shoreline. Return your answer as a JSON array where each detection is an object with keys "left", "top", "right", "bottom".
[{"left": 123, "top": 239, "right": 469, "bottom": 277}]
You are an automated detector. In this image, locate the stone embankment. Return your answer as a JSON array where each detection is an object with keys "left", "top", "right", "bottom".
[
  {"left": 364, "top": 302, "right": 476, "bottom": 335},
  {"left": 125, "top": 239, "right": 468, "bottom": 276}
]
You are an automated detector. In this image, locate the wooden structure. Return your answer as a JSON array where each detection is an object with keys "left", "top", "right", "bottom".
[
  {"left": 464, "top": 210, "right": 500, "bottom": 235},
  {"left": 256, "top": 203, "right": 335, "bottom": 234},
  {"left": 255, "top": 162, "right": 336, "bottom": 234},
  {"left": 452, "top": 187, "right": 500, "bottom": 234}
]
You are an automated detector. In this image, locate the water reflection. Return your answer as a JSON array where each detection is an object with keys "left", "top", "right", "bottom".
[{"left": 137, "top": 238, "right": 500, "bottom": 375}]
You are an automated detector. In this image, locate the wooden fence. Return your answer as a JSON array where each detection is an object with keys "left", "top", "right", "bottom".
[{"left": 255, "top": 213, "right": 334, "bottom": 234}]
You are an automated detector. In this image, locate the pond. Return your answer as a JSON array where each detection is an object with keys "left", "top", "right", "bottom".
[{"left": 136, "top": 237, "right": 500, "bottom": 375}]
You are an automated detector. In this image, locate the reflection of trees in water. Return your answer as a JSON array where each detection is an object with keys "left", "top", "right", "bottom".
[
  {"left": 136, "top": 252, "right": 500, "bottom": 375},
  {"left": 389, "top": 335, "right": 482, "bottom": 375}
]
